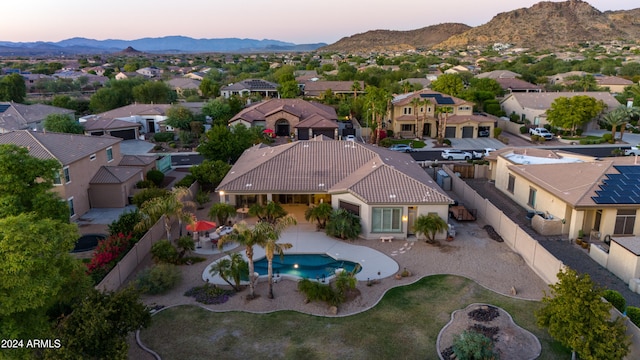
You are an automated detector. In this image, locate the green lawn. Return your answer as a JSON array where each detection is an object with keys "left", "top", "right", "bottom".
[
  {"left": 388, "top": 139, "right": 426, "bottom": 148},
  {"left": 138, "top": 275, "right": 569, "bottom": 359}
]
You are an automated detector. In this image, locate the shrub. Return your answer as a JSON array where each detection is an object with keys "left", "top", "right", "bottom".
[
  {"left": 86, "top": 233, "right": 134, "bottom": 283},
  {"left": 576, "top": 128, "right": 583, "bottom": 136},
  {"left": 493, "top": 127, "right": 502, "bottom": 137},
  {"left": 175, "top": 174, "right": 196, "bottom": 188},
  {"left": 385, "top": 129, "right": 394, "bottom": 138},
  {"left": 443, "top": 138, "right": 452, "bottom": 146},
  {"left": 151, "top": 239, "right": 179, "bottom": 264},
  {"left": 626, "top": 306, "right": 640, "bottom": 327},
  {"left": 519, "top": 126, "right": 528, "bottom": 134},
  {"left": 604, "top": 290, "right": 626, "bottom": 313},
  {"left": 195, "top": 190, "right": 210, "bottom": 208},
  {"left": 108, "top": 209, "right": 145, "bottom": 240},
  {"left": 379, "top": 138, "right": 393, "bottom": 148},
  {"left": 184, "top": 283, "right": 234, "bottom": 305},
  {"left": 136, "top": 263, "right": 182, "bottom": 294},
  {"left": 146, "top": 169, "right": 165, "bottom": 187},
  {"left": 603, "top": 133, "right": 613, "bottom": 142},
  {"left": 136, "top": 179, "right": 154, "bottom": 189},
  {"left": 153, "top": 145, "right": 163, "bottom": 151},
  {"left": 297, "top": 278, "right": 341, "bottom": 306},
  {"left": 131, "top": 187, "right": 169, "bottom": 208},
  {"left": 452, "top": 330, "right": 497, "bottom": 360},
  {"left": 531, "top": 134, "right": 540, "bottom": 142},
  {"left": 168, "top": 142, "right": 176, "bottom": 148},
  {"left": 153, "top": 132, "right": 174, "bottom": 142}
]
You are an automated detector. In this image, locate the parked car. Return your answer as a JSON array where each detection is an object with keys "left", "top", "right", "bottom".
[
  {"left": 389, "top": 144, "right": 413, "bottom": 153},
  {"left": 345, "top": 135, "right": 356, "bottom": 142},
  {"left": 472, "top": 148, "right": 497, "bottom": 159},
  {"left": 529, "top": 127, "right": 553, "bottom": 140},
  {"left": 625, "top": 146, "right": 640, "bottom": 156},
  {"left": 441, "top": 149, "right": 472, "bottom": 160},
  {"left": 478, "top": 129, "right": 490, "bottom": 137}
]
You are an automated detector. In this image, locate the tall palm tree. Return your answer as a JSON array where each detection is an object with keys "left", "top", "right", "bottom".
[
  {"left": 261, "top": 214, "right": 297, "bottom": 299},
  {"left": 217, "top": 221, "right": 268, "bottom": 299},
  {"left": 601, "top": 110, "right": 624, "bottom": 141},
  {"left": 135, "top": 187, "right": 194, "bottom": 241},
  {"left": 614, "top": 105, "right": 640, "bottom": 141},
  {"left": 351, "top": 81, "right": 361, "bottom": 99},
  {"left": 304, "top": 202, "right": 333, "bottom": 230},
  {"left": 420, "top": 98, "right": 431, "bottom": 138},
  {"left": 413, "top": 213, "right": 448, "bottom": 244},
  {"left": 411, "top": 96, "right": 421, "bottom": 138}
]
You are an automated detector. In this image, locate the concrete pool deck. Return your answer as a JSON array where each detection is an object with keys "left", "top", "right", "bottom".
[{"left": 201, "top": 229, "right": 400, "bottom": 284}]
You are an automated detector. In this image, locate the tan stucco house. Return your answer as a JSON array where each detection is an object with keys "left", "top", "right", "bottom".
[
  {"left": 0, "top": 130, "right": 148, "bottom": 220},
  {"left": 216, "top": 137, "right": 453, "bottom": 240},
  {"left": 387, "top": 89, "right": 494, "bottom": 139}
]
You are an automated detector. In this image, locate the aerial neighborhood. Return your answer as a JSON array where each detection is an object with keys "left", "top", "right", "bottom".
[{"left": 4, "top": 0, "right": 640, "bottom": 358}]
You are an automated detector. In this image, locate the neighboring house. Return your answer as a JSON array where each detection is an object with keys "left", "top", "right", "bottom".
[
  {"left": 229, "top": 98, "right": 339, "bottom": 139},
  {"left": 80, "top": 116, "right": 142, "bottom": 140},
  {"left": 500, "top": 92, "right": 621, "bottom": 127},
  {"left": 220, "top": 79, "right": 279, "bottom": 99},
  {"left": 136, "top": 67, "right": 161, "bottom": 78},
  {"left": 21, "top": 73, "right": 54, "bottom": 91},
  {"left": 594, "top": 75, "right": 635, "bottom": 94},
  {"left": 0, "top": 102, "right": 75, "bottom": 133},
  {"left": 167, "top": 77, "right": 202, "bottom": 97},
  {"left": 216, "top": 137, "right": 454, "bottom": 240},
  {"left": 475, "top": 70, "right": 520, "bottom": 79},
  {"left": 53, "top": 70, "right": 108, "bottom": 85},
  {"left": 184, "top": 72, "right": 205, "bottom": 81},
  {"left": 388, "top": 89, "right": 494, "bottom": 139},
  {"left": 0, "top": 130, "right": 142, "bottom": 219},
  {"left": 115, "top": 72, "right": 141, "bottom": 80},
  {"left": 302, "top": 81, "right": 365, "bottom": 98},
  {"left": 494, "top": 78, "right": 543, "bottom": 93},
  {"left": 400, "top": 78, "right": 432, "bottom": 89},
  {"left": 81, "top": 104, "right": 174, "bottom": 135},
  {"left": 486, "top": 147, "right": 640, "bottom": 284}
]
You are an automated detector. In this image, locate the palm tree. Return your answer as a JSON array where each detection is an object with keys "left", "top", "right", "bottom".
[
  {"left": 601, "top": 110, "right": 624, "bottom": 140},
  {"left": 209, "top": 252, "right": 247, "bottom": 292},
  {"left": 248, "top": 201, "right": 287, "bottom": 224},
  {"left": 261, "top": 214, "right": 297, "bottom": 299},
  {"left": 613, "top": 105, "right": 640, "bottom": 141},
  {"left": 411, "top": 96, "right": 421, "bottom": 138},
  {"left": 413, "top": 213, "right": 448, "bottom": 244},
  {"left": 304, "top": 202, "right": 333, "bottom": 230},
  {"left": 217, "top": 221, "right": 268, "bottom": 299},
  {"left": 351, "top": 81, "right": 361, "bottom": 99},
  {"left": 135, "top": 187, "right": 195, "bottom": 241},
  {"left": 208, "top": 202, "right": 236, "bottom": 226},
  {"left": 325, "top": 209, "right": 361, "bottom": 241},
  {"left": 420, "top": 98, "right": 431, "bottom": 138}
]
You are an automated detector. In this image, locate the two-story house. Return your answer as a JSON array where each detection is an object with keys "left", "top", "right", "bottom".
[
  {"left": 0, "top": 130, "right": 147, "bottom": 220},
  {"left": 387, "top": 89, "right": 494, "bottom": 139}
]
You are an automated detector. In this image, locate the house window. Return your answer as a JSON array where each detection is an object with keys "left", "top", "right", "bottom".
[
  {"left": 528, "top": 187, "right": 536, "bottom": 208},
  {"left": 459, "top": 106, "right": 471, "bottom": 111},
  {"left": 614, "top": 209, "right": 636, "bottom": 235},
  {"left": 106, "top": 147, "right": 113, "bottom": 162},
  {"left": 372, "top": 208, "right": 402, "bottom": 232},
  {"left": 507, "top": 174, "right": 515, "bottom": 194},
  {"left": 403, "top": 107, "right": 412, "bottom": 115},
  {"left": 63, "top": 166, "right": 71, "bottom": 183},
  {"left": 53, "top": 170, "right": 62, "bottom": 185},
  {"left": 401, "top": 124, "right": 413, "bottom": 132},
  {"left": 89, "top": 153, "right": 96, "bottom": 161},
  {"left": 68, "top": 197, "right": 75, "bottom": 217},
  {"left": 594, "top": 209, "right": 602, "bottom": 232}
]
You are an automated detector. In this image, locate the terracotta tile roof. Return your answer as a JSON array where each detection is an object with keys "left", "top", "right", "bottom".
[
  {"left": 445, "top": 114, "right": 495, "bottom": 125},
  {"left": 119, "top": 154, "right": 157, "bottom": 166},
  {"left": 217, "top": 139, "right": 452, "bottom": 205},
  {"left": 90, "top": 166, "right": 142, "bottom": 184},
  {"left": 295, "top": 114, "right": 338, "bottom": 129},
  {"left": 594, "top": 75, "right": 634, "bottom": 86},
  {"left": 0, "top": 130, "right": 121, "bottom": 165},
  {"left": 230, "top": 99, "right": 337, "bottom": 125},
  {"left": 495, "top": 78, "right": 542, "bottom": 91}
]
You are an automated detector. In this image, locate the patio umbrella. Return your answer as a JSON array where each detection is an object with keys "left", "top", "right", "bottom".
[{"left": 186, "top": 220, "right": 217, "bottom": 232}]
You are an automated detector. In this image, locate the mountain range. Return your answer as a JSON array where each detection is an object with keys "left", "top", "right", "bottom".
[
  {"left": 0, "top": 0, "right": 638, "bottom": 56},
  {"left": 0, "top": 36, "right": 327, "bottom": 56}
]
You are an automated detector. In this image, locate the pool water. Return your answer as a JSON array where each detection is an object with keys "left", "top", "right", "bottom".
[
  {"left": 253, "top": 254, "right": 361, "bottom": 280},
  {"left": 71, "top": 234, "right": 107, "bottom": 253}
]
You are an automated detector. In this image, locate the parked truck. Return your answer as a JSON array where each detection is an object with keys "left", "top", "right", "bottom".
[{"left": 529, "top": 127, "right": 553, "bottom": 140}]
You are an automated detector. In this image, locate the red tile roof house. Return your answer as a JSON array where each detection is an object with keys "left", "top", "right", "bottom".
[
  {"left": 388, "top": 89, "right": 494, "bottom": 139},
  {"left": 0, "top": 102, "right": 75, "bottom": 133},
  {"left": 0, "top": 130, "right": 149, "bottom": 220},
  {"left": 229, "top": 99, "right": 339, "bottom": 139},
  {"left": 216, "top": 137, "right": 454, "bottom": 240}
]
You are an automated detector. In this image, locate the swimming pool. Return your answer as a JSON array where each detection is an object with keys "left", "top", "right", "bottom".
[
  {"left": 253, "top": 254, "right": 361, "bottom": 280},
  {"left": 71, "top": 234, "right": 107, "bottom": 253}
]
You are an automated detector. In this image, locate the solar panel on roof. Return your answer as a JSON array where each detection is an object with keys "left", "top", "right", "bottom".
[
  {"left": 592, "top": 165, "right": 640, "bottom": 204},
  {"left": 0, "top": 104, "right": 10, "bottom": 113},
  {"left": 419, "top": 93, "right": 455, "bottom": 104}
]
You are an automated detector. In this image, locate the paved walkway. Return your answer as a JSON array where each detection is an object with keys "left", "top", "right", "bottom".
[{"left": 465, "top": 178, "right": 640, "bottom": 307}]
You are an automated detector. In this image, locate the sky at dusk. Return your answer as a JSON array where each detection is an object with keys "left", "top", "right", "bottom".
[{"left": 2, "top": 0, "right": 637, "bottom": 45}]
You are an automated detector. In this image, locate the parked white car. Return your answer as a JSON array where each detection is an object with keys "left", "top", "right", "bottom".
[
  {"left": 625, "top": 146, "right": 640, "bottom": 156},
  {"left": 529, "top": 127, "right": 553, "bottom": 140},
  {"left": 472, "top": 148, "right": 497, "bottom": 159},
  {"left": 441, "top": 149, "right": 472, "bottom": 160},
  {"left": 345, "top": 135, "right": 356, "bottom": 142}
]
